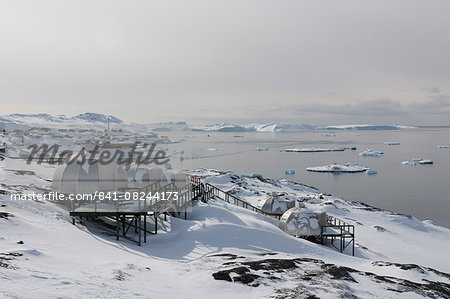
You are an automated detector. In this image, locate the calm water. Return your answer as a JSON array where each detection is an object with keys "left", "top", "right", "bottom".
[{"left": 164, "top": 129, "right": 450, "bottom": 228}]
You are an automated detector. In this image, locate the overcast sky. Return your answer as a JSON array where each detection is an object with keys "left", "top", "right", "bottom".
[{"left": 1, "top": 0, "right": 449, "bottom": 125}]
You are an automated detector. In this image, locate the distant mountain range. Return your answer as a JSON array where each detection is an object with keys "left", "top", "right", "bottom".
[
  {"left": 190, "top": 122, "right": 415, "bottom": 132},
  {"left": 0, "top": 113, "right": 423, "bottom": 132},
  {"left": 0, "top": 113, "right": 122, "bottom": 124}
]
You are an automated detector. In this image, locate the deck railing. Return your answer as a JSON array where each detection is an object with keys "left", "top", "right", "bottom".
[
  {"left": 321, "top": 215, "right": 355, "bottom": 255},
  {"left": 202, "top": 183, "right": 281, "bottom": 220}
]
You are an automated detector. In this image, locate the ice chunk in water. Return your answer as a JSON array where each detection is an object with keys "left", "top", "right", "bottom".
[{"left": 359, "top": 149, "right": 383, "bottom": 157}]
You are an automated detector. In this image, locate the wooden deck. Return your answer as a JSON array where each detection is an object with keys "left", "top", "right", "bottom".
[{"left": 69, "top": 176, "right": 203, "bottom": 246}]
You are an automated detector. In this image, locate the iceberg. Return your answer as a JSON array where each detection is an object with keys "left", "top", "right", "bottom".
[
  {"left": 307, "top": 163, "right": 369, "bottom": 173},
  {"left": 285, "top": 169, "right": 295, "bottom": 175},
  {"left": 359, "top": 149, "right": 383, "bottom": 157},
  {"left": 319, "top": 124, "right": 414, "bottom": 130},
  {"left": 256, "top": 122, "right": 315, "bottom": 132},
  {"left": 191, "top": 123, "right": 255, "bottom": 132},
  {"left": 285, "top": 148, "right": 345, "bottom": 152},
  {"left": 384, "top": 142, "right": 400, "bottom": 145},
  {"left": 437, "top": 145, "right": 450, "bottom": 148},
  {"left": 366, "top": 169, "right": 378, "bottom": 175},
  {"left": 402, "top": 159, "right": 433, "bottom": 165},
  {"left": 256, "top": 147, "right": 269, "bottom": 151}
]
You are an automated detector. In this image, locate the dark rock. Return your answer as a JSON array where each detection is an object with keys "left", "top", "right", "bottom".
[
  {"left": 242, "top": 259, "right": 298, "bottom": 272},
  {"left": 374, "top": 225, "right": 386, "bottom": 232},
  {"left": 321, "top": 264, "right": 357, "bottom": 282}
]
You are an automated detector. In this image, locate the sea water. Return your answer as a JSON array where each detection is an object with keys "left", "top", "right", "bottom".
[{"left": 165, "top": 129, "right": 450, "bottom": 228}]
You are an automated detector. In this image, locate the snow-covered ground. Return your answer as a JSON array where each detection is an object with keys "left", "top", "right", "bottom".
[{"left": 1, "top": 158, "right": 450, "bottom": 298}]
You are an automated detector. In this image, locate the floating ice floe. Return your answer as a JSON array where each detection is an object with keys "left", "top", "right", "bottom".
[
  {"left": 307, "top": 163, "right": 369, "bottom": 173},
  {"left": 284, "top": 169, "right": 295, "bottom": 175},
  {"left": 285, "top": 147, "right": 345, "bottom": 152},
  {"left": 359, "top": 149, "right": 383, "bottom": 157},
  {"left": 366, "top": 169, "right": 378, "bottom": 175},
  {"left": 384, "top": 142, "right": 400, "bottom": 145},
  {"left": 256, "top": 147, "right": 269, "bottom": 151},
  {"left": 321, "top": 134, "right": 336, "bottom": 137},
  {"left": 402, "top": 159, "right": 433, "bottom": 165},
  {"left": 207, "top": 148, "right": 217, "bottom": 151},
  {"left": 437, "top": 145, "right": 450, "bottom": 148}
]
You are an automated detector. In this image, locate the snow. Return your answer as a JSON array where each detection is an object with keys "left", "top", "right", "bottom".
[
  {"left": 306, "top": 163, "right": 370, "bottom": 173},
  {"left": 0, "top": 112, "right": 122, "bottom": 126},
  {"left": 359, "top": 149, "right": 383, "bottom": 157},
  {"left": 1, "top": 123, "right": 450, "bottom": 298}
]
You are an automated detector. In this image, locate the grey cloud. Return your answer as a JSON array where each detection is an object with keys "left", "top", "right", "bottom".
[
  {"left": 283, "top": 99, "right": 408, "bottom": 116},
  {"left": 409, "top": 94, "right": 450, "bottom": 114},
  {"left": 419, "top": 87, "right": 442, "bottom": 94}
]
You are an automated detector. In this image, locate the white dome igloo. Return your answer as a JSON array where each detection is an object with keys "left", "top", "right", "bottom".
[
  {"left": 126, "top": 163, "right": 168, "bottom": 188},
  {"left": 256, "top": 192, "right": 295, "bottom": 215},
  {"left": 51, "top": 157, "right": 128, "bottom": 194},
  {"left": 279, "top": 207, "right": 326, "bottom": 237}
]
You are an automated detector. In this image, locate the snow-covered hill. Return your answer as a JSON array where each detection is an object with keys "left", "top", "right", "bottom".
[
  {"left": 1, "top": 159, "right": 449, "bottom": 298},
  {"left": 0, "top": 113, "right": 123, "bottom": 129}
]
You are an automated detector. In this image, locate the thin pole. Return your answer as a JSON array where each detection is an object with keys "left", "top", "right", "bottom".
[
  {"left": 116, "top": 216, "right": 119, "bottom": 241},
  {"left": 138, "top": 216, "right": 142, "bottom": 246},
  {"left": 144, "top": 214, "right": 147, "bottom": 243}
]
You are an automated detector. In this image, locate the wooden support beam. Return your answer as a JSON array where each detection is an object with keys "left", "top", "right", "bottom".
[
  {"left": 116, "top": 216, "right": 119, "bottom": 241},
  {"left": 144, "top": 215, "right": 147, "bottom": 243}
]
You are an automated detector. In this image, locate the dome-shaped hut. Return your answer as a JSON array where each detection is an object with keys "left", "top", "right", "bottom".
[
  {"left": 164, "top": 170, "right": 189, "bottom": 189},
  {"left": 279, "top": 207, "right": 326, "bottom": 237},
  {"left": 51, "top": 156, "right": 128, "bottom": 194},
  {"left": 126, "top": 164, "right": 168, "bottom": 188},
  {"left": 256, "top": 192, "right": 295, "bottom": 216}
]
